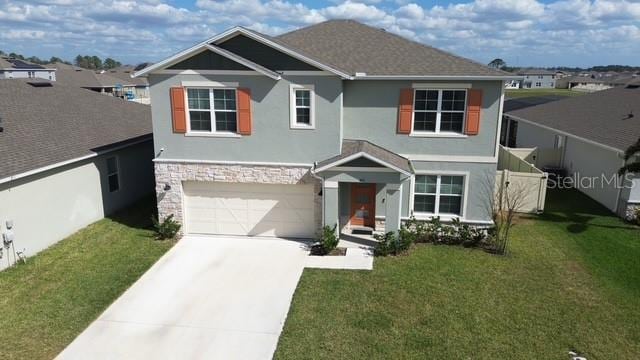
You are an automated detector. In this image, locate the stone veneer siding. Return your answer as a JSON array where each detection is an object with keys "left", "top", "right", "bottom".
[{"left": 154, "top": 161, "right": 322, "bottom": 235}]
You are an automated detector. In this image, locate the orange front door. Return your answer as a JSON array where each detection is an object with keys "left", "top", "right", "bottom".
[{"left": 350, "top": 183, "right": 376, "bottom": 227}]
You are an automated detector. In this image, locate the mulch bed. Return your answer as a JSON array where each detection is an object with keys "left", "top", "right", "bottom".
[{"left": 310, "top": 245, "right": 347, "bottom": 256}]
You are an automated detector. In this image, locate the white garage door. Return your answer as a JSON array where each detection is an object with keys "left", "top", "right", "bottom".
[{"left": 183, "top": 181, "right": 315, "bottom": 238}]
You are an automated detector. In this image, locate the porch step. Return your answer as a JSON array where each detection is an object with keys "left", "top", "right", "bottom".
[{"left": 350, "top": 226, "right": 374, "bottom": 235}]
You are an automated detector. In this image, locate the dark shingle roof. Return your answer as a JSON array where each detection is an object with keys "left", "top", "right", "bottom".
[
  {"left": 52, "top": 63, "right": 141, "bottom": 88},
  {"left": 316, "top": 139, "right": 412, "bottom": 174},
  {"left": 507, "top": 86, "right": 640, "bottom": 151},
  {"left": 0, "top": 79, "right": 151, "bottom": 179},
  {"left": 276, "top": 20, "right": 510, "bottom": 77},
  {"left": 517, "top": 68, "right": 556, "bottom": 75}
]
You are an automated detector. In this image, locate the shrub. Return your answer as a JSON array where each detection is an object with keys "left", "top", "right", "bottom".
[
  {"left": 151, "top": 214, "right": 181, "bottom": 240},
  {"left": 425, "top": 216, "right": 443, "bottom": 243},
  {"left": 316, "top": 224, "right": 339, "bottom": 255},
  {"left": 634, "top": 207, "right": 640, "bottom": 225},
  {"left": 374, "top": 227, "right": 413, "bottom": 256}
]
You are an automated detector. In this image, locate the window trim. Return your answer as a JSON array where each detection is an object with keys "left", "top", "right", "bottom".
[
  {"left": 106, "top": 155, "right": 120, "bottom": 193},
  {"left": 289, "top": 84, "right": 315, "bottom": 129},
  {"left": 409, "top": 171, "right": 469, "bottom": 220},
  {"left": 411, "top": 88, "right": 467, "bottom": 135},
  {"left": 185, "top": 87, "right": 240, "bottom": 136}
]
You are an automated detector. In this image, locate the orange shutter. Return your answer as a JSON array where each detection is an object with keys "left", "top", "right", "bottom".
[
  {"left": 465, "top": 89, "right": 482, "bottom": 135},
  {"left": 170, "top": 87, "right": 186, "bottom": 133},
  {"left": 237, "top": 88, "right": 252, "bottom": 135},
  {"left": 397, "top": 88, "right": 413, "bottom": 134}
]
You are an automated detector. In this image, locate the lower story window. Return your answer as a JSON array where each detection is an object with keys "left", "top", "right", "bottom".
[
  {"left": 106, "top": 156, "right": 120, "bottom": 193},
  {"left": 413, "top": 175, "right": 464, "bottom": 216}
]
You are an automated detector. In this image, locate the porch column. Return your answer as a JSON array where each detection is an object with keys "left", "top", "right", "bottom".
[
  {"left": 384, "top": 183, "right": 402, "bottom": 233},
  {"left": 323, "top": 180, "right": 339, "bottom": 235}
]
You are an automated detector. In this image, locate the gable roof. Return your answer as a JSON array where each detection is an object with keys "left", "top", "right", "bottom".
[
  {"left": 52, "top": 63, "right": 138, "bottom": 88},
  {"left": 276, "top": 20, "right": 512, "bottom": 78},
  {"left": 0, "top": 79, "right": 151, "bottom": 181},
  {"left": 134, "top": 20, "right": 515, "bottom": 80},
  {"left": 0, "top": 57, "right": 54, "bottom": 70},
  {"left": 506, "top": 86, "right": 640, "bottom": 152},
  {"left": 314, "top": 139, "right": 412, "bottom": 175},
  {"left": 133, "top": 26, "right": 351, "bottom": 78}
]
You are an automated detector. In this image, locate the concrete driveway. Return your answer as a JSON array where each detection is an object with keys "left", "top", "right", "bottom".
[{"left": 56, "top": 236, "right": 309, "bottom": 360}]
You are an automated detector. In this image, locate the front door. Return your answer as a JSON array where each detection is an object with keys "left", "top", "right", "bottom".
[{"left": 350, "top": 183, "right": 376, "bottom": 227}]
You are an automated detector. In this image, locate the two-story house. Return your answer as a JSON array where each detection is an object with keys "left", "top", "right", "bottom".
[
  {"left": 134, "top": 20, "right": 515, "bottom": 239},
  {"left": 517, "top": 68, "right": 556, "bottom": 89}
]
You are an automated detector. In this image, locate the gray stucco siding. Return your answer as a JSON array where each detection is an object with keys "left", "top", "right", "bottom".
[
  {"left": 0, "top": 140, "right": 154, "bottom": 271},
  {"left": 408, "top": 161, "right": 497, "bottom": 222},
  {"left": 149, "top": 74, "right": 342, "bottom": 164},
  {"left": 342, "top": 80, "right": 503, "bottom": 157}
]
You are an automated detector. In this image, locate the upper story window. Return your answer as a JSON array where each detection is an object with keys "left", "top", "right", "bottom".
[
  {"left": 290, "top": 84, "right": 315, "bottom": 129},
  {"left": 413, "top": 175, "right": 464, "bottom": 216},
  {"left": 538, "top": 75, "right": 543, "bottom": 79},
  {"left": 186, "top": 88, "right": 237, "bottom": 133},
  {"left": 413, "top": 89, "right": 466, "bottom": 134}
]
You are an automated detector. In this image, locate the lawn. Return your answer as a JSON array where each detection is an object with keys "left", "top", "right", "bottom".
[
  {"left": 275, "top": 189, "right": 640, "bottom": 359},
  {"left": 0, "top": 197, "right": 174, "bottom": 360},
  {"left": 506, "top": 88, "right": 585, "bottom": 98}
]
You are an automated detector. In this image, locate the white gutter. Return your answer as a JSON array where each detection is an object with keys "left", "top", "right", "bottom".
[
  {"left": 0, "top": 136, "right": 152, "bottom": 185},
  {"left": 504, "top": 113, "right": 625, "bottom": 154}
]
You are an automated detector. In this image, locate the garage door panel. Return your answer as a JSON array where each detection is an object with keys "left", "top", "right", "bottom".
[{"left": 184, "top": 181, "right": 315, "bottom": 238}]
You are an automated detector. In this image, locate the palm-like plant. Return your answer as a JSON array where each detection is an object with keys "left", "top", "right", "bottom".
[{"left": 618, "top": 137, "right": 640, "bottom": 175}]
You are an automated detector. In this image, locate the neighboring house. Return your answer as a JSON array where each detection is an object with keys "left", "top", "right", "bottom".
[
  {"left": 133, "top": 19, "right": 515, "bottom": 239},
  {"left": 0, "top": 79, "right": 155, "bottom": 271},
  {"left": 503, "top": 85, "right": 640, "bottom": 218},
  {"left": 556, "top": 76, "right": 612, "bottom": 92},
  {"left": 0, "top": 57, "right": 56, "bottom": 81},
  {"left": 518, "top": 68, "right": 556, "bottom": 89},
  {"left": 52, "top": 62, "right": 150, "bottom": 103},
  {"left": 505, "top": 79, "right": 522, "bottom": 89}
]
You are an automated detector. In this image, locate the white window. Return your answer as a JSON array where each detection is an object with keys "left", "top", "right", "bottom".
[
  {"left": 413, "top": 89, "right": 466, "bottom": 134},
  {"left": 413, "top": 175, "right": 464, "bottom": 216},
  {"left": 535, "top": 82, "right": 542, "bottom": 87},
  {"left": 106, "top": 156, "right": 120, "bottom": 193},
  {"left": 28, "top": 71, "right": 35, "bottom": 78},
  {"left": 186, "top": 88, "right": 237, "bottom": 133},
  {"left": 290, "top": 85, "right": 315, "bottom": 129}
]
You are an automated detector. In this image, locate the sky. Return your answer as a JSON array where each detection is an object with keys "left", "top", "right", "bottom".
[{"left": 1, "top": 0, "right": 639, "bottom": 68}]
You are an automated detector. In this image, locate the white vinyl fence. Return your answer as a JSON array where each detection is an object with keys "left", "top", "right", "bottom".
[{"left": 497, "top": 145, "right": 548, "bottom": 213}]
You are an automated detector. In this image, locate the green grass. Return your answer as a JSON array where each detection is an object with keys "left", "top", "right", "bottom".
[
  {"left": 0, "top": 197, "right": 174, "bottom": 360},
  {"left": 275, "top": 189, "right": 640, "bottom": 359},
  {"left": 506, "top": 88, "right": 585, "bottom": 98}
]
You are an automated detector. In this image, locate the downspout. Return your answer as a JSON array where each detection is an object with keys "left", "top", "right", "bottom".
[{"left": 310, "top": 162, "right": 326, "bottom": 229}]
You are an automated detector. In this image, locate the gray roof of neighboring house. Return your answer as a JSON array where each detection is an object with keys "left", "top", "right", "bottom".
[
  {"left": 104, "top": 66, "right": 149, "bottom": 86},
  {"left": 0, "top": 57, "right": 53, "bottom": 70},
  {"left": 315, "top": 139, "right": 412, "bottom": 174},
  {"left": 52, "top": 62, "right": 139, "bottom": 88},
  {"left": 0, "top": 79, "right": 151, "bottom": 180},
  {"left": 517, "top": 68, "right": 556, "bottom": 75},
  {"left": 276, "top": 20, "right": 510, "bottom": 77},
  {"left": 506, "top": 86, "right": 640, "bottom": 151}
]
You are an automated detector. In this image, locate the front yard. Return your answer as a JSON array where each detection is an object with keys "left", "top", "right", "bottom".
[
  {"left": 276, "top": 189, "right": 640, "bottom": 359},
  {"left": 0, "top": 197, "right": 174, "bottom": 360}
]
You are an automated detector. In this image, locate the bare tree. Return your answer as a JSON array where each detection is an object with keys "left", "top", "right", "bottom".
[{"left": 482, "top": 170, "right": 529, "bottom": 255}]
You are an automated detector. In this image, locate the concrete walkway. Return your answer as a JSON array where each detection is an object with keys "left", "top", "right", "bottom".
[{"left": 56, "top": 236, "right": 308, "bottom": 360}]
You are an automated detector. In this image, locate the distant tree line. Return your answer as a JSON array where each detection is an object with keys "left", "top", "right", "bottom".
[
  {"left": 0, "top": 49, "right": 124, "bottom": 70},
  {"left": 0, "top": 49, "right": 70, "bottom": 65},
  {"left": 488, "top": 58, "right": 640, "bottom": 73},
  {"left": 74, "top": 55, "right": 121, "bottom": 70}
]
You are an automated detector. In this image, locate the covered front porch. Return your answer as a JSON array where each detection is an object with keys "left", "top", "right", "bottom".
[{"left": 313, "top": 140, "right": 413, "bottom": 237}]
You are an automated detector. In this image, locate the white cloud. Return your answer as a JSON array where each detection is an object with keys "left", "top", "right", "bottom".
[{"left": 0, "top": 0, "right": 639, "bottom": 67}]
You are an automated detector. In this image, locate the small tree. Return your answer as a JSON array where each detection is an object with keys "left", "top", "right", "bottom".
[
  {"left": 488, "top": 58, "right": 506, "bottom": 69},
  {"left": 618, "top": 137, "right": 640, "bottom": 175},
  {"left": 482, "top": 171, "right": 528, "bottom": 255}
]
